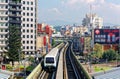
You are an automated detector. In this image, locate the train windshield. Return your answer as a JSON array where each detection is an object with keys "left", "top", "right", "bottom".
[{"left": 46, "top": 57, "right": 54, "bottom": 63}]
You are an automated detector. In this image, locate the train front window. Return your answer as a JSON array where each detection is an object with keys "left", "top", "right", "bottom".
[{"left": 46, "top": 57, "right": 54, "bottom": 63}]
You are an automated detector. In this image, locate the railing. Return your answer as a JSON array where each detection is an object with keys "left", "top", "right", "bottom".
[
  {"left": 26, "top": 63, "right": 42, "bottom": 79},
  {"left": 71, "top": 42, "right": 92, "bottom": 79}
]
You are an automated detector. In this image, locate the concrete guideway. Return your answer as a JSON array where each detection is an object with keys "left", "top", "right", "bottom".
[{"left": 56, "top": 42, "right": 68, "bottom": 79}]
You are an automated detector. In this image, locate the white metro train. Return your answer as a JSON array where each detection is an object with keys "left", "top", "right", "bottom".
[{"left": 44, "top": 43, "right": 64, "bottom": 71}]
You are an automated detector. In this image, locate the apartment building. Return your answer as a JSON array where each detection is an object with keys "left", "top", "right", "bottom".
[
  {"left": 0, "top": 0, "right": 22, "bottom": 52},
  {"left": 0, "top": 0, "right": 37, "bottom": 55},
  {"left": 21, "top": 0, "right": 37, "bottom": 55}
]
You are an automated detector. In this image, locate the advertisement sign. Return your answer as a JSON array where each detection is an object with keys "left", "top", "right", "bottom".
[{"left": 94, "top": 29, "right": 119, "bottom": 44}]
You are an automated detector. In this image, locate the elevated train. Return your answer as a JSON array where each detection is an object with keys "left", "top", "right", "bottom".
[{"left": 44, "top": 43, "right": 64, "bottom": 71}]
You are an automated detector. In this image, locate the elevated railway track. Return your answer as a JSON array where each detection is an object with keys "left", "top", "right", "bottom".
[{"left": 26, "top": 42, "right": 92, "bottom": 79}]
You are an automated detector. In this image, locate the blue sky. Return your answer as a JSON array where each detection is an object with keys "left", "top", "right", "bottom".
[{"left": 38, "top": 0, "right": 120, "bottom": 26}]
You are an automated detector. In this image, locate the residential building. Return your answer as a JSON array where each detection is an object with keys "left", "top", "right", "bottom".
[
  {"left": 0, "top": 0, "right": 37, "bottom": 55},
  {"left": 0, "top": 0, "right": 22, "bottom": 52},
  {"left": 21, "top": 0, "right": 37, "bottom": 55}
]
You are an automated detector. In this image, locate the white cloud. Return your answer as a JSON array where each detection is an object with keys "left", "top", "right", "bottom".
[
  {"left": 64, "top": 0, "right": 120, "bottom": 24},
  {"left": 67, "top": 0, "right": 79, "bottom": 5},
  {"left": 49, "top": 8, "right": 62, "bottom": 15}
]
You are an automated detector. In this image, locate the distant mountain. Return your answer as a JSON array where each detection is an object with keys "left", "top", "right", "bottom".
[
  {"left": 103, "top": 23, "right": 117, "bottom": 26},
  {"left": 43, "top": 20, "right": 79, "bottom": 26}
]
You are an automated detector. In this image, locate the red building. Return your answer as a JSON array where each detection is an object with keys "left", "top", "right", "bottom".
[{"left": 37, "top": 23, "right": 53, "bottom": 54}]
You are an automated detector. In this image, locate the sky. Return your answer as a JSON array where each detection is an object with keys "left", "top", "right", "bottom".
[{"left": 38, "top": 0, "right": 120, "bottom": 26}]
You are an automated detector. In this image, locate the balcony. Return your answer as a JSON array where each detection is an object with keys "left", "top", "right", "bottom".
[
  {"left": 0, "top": 8, "right": 8, "bottom": 11},
  {"left": 0, "top": 2, "right": 8, "bottom": 5},
  {"left": 0, "top": 14, "right": 8, "bottom": 17},
  {"left": 0, "top": 26, "right": 8, "bottom": 29},
  {"left": 9, "top": 14, "right": 22, "bottom": 17},
  {"left": 9, "top": 20, "right": 22, "bottom": 24},
  {"left": 9, "top": 8, "right": 21, "bottom": 12},
  {"left": 9, "top": 1, "right": 22, "bottom": 6},
  {"left": 0, "top": 20, "right": 8, "bottom": 23}
]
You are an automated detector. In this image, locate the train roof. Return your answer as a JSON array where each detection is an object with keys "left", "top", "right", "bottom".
[{"left": 45, "top": 47, "right": 59, "bottom": 57}]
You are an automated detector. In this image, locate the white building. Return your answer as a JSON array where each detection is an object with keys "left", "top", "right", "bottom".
[
  {"left": 0, "top": 0, "right": 8, "bottom": 52},
  {"left": 82, "top": 13, "right": 103, "bottom": 29},
  {"left": 0, "top": 0, "right": 37, "bottom": 55},
  {"left": 21, "top": 0, "right": 37, "bottom": 55}
]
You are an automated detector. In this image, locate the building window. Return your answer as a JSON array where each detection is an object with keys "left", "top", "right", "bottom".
[
  {"left": 23, "top": 41, "right": 25, "bottom": 44},
  {"left": 23, "top": 29, "right": 25, "bottom": 32},
  {"left": 5, "top": 5, "right": 8, "bottom": 9},
  {"left": 31, "top": 13, "right": 33, "bottom": 16},
  {"left": 23, "top": 35, "right": 25, "bottom": 38},
  {"left": 23, "top": 18, "right": 25, "bottom": 21},
  {"left": 27, "top": 46, "right": 29, "bottom": 49},
  {"left": 23, "top": 12, "right": 25, "bottom": 16},
  {"left": 5, "top": 23, "right": 8, "bottom": 26},
  {"left": 27, "top": 24, "right": 29, "bottom": 27},
  {"left": 31, "top": 35, "right": 33, "bottom": 38},
  {"left": 31, "top": 41, "right": 33, "bottom": 44},
  {"left": 31, "top": 46, "right": 33, "bottom": 49},
  {"left": 27, "top": 35, "right": 29, "bottom": 38},
  {"left": 31, "top": 24, "right": 33, "bottom": 27},
  {"left": 27, "top": 7, "right": 29, "bottom": 10},
  {"left": 27, "top": 18, "right": 29, "bottom": 21},
  {"left": 23, "top": 46, "right": 25, "bottom": 49},
  {"left": 23, "top": 1, "right": 25, "bottom": 4},
  {"left": 5, "top": 29, "right": 7, "bottom": 32},
  {"left": 31, "top": 18, "right": 33, "bottom": 21},
  {"left": 31, "top": 2, "right": 33, "bottom": 5},
  {"left": 23, "top": 7, "right": 25, "bottom": 10},
  {"left": 31, "top": 7, "right": 33, "bottom": 11},
  {"left": 27, "top": 13, "right": 29, "bottom": 16},
  {"left": 31, "top": 30, "right": 33, "bottom": 33},
  {"left": 27, "top": 29, "right": 29, "bottom": 33},
  {"left": 27, "top": 1, "right": 29, "bottom": 5},
  {"left": 27, "top": 41, "right": 29, "bottom": 44},
  {"left": 23, "top": 24, "right": 25, "bottom": 27}
]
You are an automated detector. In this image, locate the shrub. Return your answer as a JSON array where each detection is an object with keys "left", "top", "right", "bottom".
[{"left": 102, "top": 49, "right": 118, "bottom": 61}]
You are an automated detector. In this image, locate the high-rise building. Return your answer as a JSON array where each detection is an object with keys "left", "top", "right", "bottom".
[
  {"left": 0, "top": 0, "right": 37, "bottom": 55},
  {"left": 82, "top": 13, "right": 103, "bottom": 29},
  {"left": 21, "top": 0, "right": 37, "bottom": 55},
  {"left": 0, "top": 0, "right": 22, "bottom": 52}
]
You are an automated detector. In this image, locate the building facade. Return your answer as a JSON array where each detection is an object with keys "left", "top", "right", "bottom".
[
  {"left": 21, "top": 0, "right": 37, "bottom": 55},
  {"left": 0, "top": 0, "right": 37, "bottom": 55},
  {"left": 0, "top": 0, "right": 22, "bottom": 52},
  {"left": 37, "top": 23, "right": 53, "bottom": 55},
  {"left": 82, "top": 13, "right": 103, "bottom": 29}
]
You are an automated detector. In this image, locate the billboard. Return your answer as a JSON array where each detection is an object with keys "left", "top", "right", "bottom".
[{"left": 94, "top": 29, "right": 119, "bottom": 44}]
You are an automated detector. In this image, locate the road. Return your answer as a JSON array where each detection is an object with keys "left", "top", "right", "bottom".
[{"left": 94, "top": 67, "right": 120, "bottom": 79}]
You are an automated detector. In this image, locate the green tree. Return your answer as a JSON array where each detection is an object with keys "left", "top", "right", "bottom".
[
  {"left": 102, "top": 49, "right": 118, "bottom": 61},
  {"left": 8, "top": 26, "right": 22, "bottom": 66},
  {"left": 91, "top": 43, "right": 103, "bottom": 59},
  {"left": 52, "top": 39, "right": 56, "bottom": 47}
]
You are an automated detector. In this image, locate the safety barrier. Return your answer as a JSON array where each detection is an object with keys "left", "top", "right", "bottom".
[
  {"left": 26, "top": 63, "right": 42, "bottom": 79},
  {"left": 71, "top": 43, "right": 92, "bottom": 79}
]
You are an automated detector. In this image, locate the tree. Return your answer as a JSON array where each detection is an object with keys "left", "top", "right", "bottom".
[
  {"left": 52, "top": 39, "right": 56, "bottom": 47},
  {"left": 93, "top": 43, "right": 103, "bottom": 58},
  {"left": 7, "top": 26, "right": 22, "bottom": 66},
  {"left": 102, "top": 49, "right": 118, "bottom": 61}
]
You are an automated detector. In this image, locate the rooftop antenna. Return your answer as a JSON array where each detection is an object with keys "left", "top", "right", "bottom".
[{"left": 90, "top": 4, "right": 93, "bottom": 25}]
